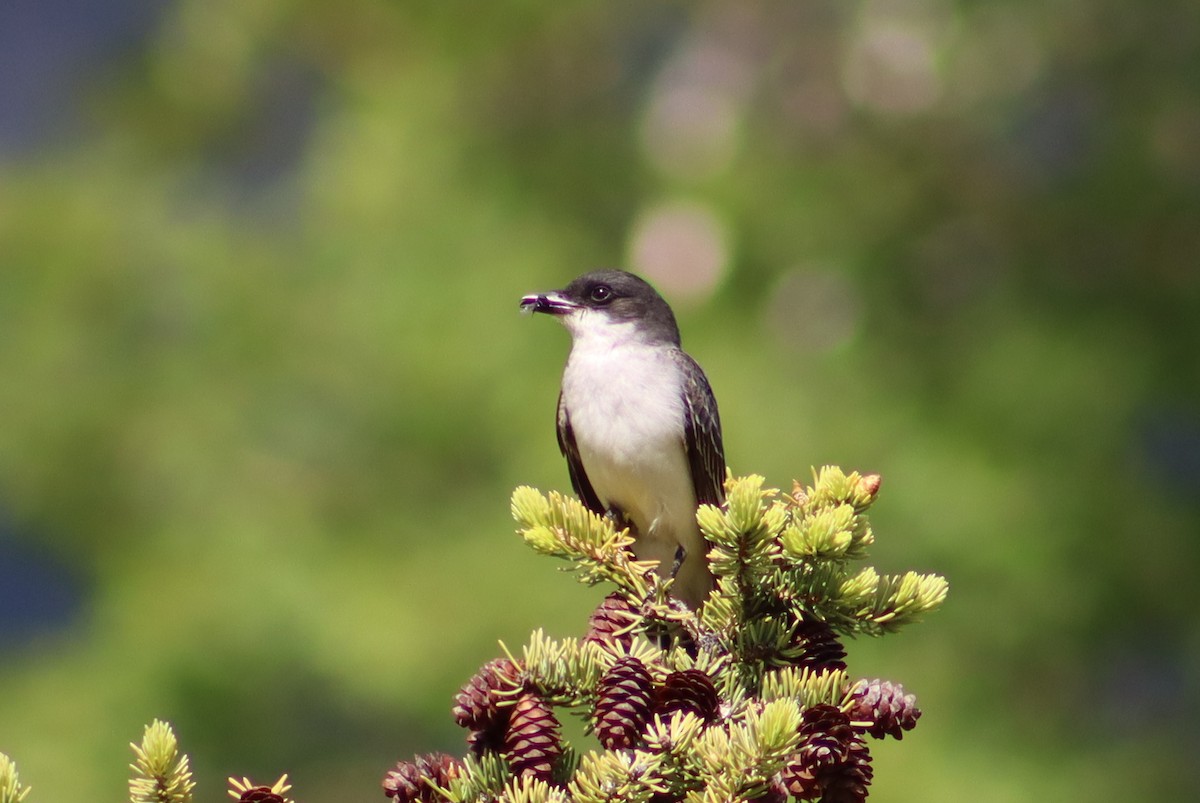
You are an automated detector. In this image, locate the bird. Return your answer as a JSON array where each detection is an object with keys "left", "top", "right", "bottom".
[{"left": 520, "top": 270, "right": 725, "bottom": 609}]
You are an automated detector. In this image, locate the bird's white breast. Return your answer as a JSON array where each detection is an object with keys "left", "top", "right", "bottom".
[{"left": 560, "top": 319, "right": 699, "bottom": 564}]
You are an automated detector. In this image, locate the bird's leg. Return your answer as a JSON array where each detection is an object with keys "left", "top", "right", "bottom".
[
  {"left": 635, "top": 545, "right": 691, "bottom": 653},
  {"left": 670, "top": 544, "right": 687, "bottom": 579}
]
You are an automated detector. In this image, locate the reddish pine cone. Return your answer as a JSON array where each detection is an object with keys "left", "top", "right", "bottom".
[
  {"left": 789, "top": 618, "right": 848, "bottom": 672},
  {"left": 798, "top": 704, "right": 854, "bottom": 775},
  {"left": 585, "top": 592, "right": 639, "bottom": 649},
  {"left": 820, "top": 740, "right": 873, "bottom": 803},
  {"left": 848, "top": 679, "right": 921, "bottom": 740},
  {"left": 382, "top": 753, "right": 459, "bottom": 802},
  {"left": 466, "top": 714, "right": 510, "bottom": 756},
  {"left": 228, "top": 776, "right": 293, "bottom": 803},
  {"left": 453, "top": 659, "right": 521, "bottom": 731},
  {"left": 781, "top": 705, "right": 873, "bottom": 802},
  {"left": 234, "top": 790, "right": 286, "bottom": 803},
  {"left": 655, "top": 669, "right": 720, "bottom": 724},
  {"left": 504, "top": 693, "right": 562, "bottom": 782},
  {"left": 594, "top": 656, "right": 655, "bottom": 749}
]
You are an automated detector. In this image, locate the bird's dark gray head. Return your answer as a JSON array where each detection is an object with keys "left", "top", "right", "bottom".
[{"left": 520, "top": 270, "right": 681, "bottom": 346}]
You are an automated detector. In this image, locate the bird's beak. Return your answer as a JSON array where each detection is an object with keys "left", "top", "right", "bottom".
[{"left": 519, "top": 291, "right": 578, "bottom": 316}]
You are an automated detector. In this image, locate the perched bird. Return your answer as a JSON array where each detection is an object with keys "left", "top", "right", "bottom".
[{"left": 520, "top": 270, "right": 725, "bottom": 609}]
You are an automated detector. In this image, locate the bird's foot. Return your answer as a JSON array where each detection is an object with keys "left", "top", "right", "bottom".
[{"left": 670, "top": 544, "right": 687, "bottom": 579}]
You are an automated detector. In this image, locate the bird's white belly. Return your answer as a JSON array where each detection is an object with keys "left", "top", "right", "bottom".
[{"left": 561, "top": 345, "right": 699, "bottom": 564}]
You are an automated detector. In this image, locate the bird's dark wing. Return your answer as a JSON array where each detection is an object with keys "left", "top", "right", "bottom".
[
  {"left": 556, "top": 391, "right": 605, "bottom": 514},
  {"left": 676, "top": 350, "right": 726, "bottom": 506}
]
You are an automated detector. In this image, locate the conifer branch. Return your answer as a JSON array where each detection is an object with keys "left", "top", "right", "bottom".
[
  {"left": 426, "top": 469, "right": 944, "bottom": 801},
  {"left": 761, "top": 666, "right": 851, "bottom": 710},
  {"left": 512, "top": 487, "right": 659, "bottom": 597},
  {"left": 128, "top": 720, "right": 195, "bottom": 803},
  {"left": 839, "top": 569, "right": 950, "bottom": 634},
  {"left": 498, "top": 775, "right": 571, "bottom": 803},
  {"left": 687, "top": 699, "right": 801, "bottom": 800},
  {"left": 445, "top": 753, "right": 510, "bottom": 802},
  {"left": 566, "top": 749, "right": 667, "bottom": 802},
  {"left": 514, "top": 630, "right": 610, "bottom": 708},
  {"left": 0, "top": 754, "right": 31, "bottom": 803}
]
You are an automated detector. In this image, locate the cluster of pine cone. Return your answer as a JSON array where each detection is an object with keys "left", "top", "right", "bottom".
[{"left": 382, "top": 594, "right": 920, "bottom": 802}]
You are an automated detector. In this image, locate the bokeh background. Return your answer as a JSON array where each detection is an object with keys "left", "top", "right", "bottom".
[{"left": 2, "top": 0, "right": 1198, "bottom": 800}]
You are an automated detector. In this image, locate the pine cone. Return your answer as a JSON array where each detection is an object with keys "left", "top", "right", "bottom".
[
  {"left": 847, "top": 679, "right": 921, "bottom": 740},
  {"left": 820, "top": 736, "right": 873, "bottom": 803},
  {"left": 453, "top": 659, "right": 521, "bottom": 731},
  {"left": 788, "top": 618, "right": 847, "bottom": 672},
  {"left": 503, "top": 693, "right": 562, "bottom": 782},
  {"left": 655, "top": 669, "right": 720, "bottom": 724},
  {"left": 594, "top": 656, "right": 655, "bottom": 749},
  {"left": 233, "top": 789, "right": 287, "bottom": 803},
  {"left": 781, "top": 705, "right": 873, "bottom": 802},
  {"left": 466, "top": 713, "right": 510, "bottom": 756},
  {"left": 585, "top": 592, "right": 639, "bottom": 649},
  {"left": 382, "top": 753, "right": 459, "bottom": 802},
  {"left": 229, "top": 776, "right": 292, "bottom": 803}
]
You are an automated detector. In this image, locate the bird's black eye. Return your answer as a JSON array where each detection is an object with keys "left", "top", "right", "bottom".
[{"left": 589, "top": 284, "right": 613, "bottom": 304}]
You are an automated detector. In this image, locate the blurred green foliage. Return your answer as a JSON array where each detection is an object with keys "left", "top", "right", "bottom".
[{"left": 0, "top": 1, "right": 1197, "bottom": 801}]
